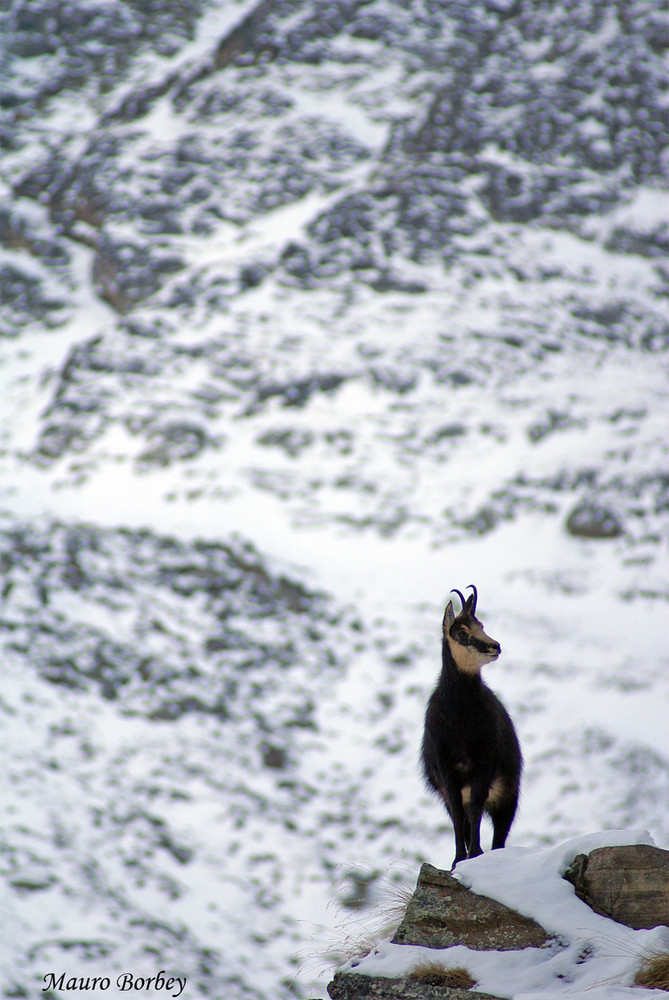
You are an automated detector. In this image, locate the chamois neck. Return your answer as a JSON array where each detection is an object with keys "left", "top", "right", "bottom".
[{"left": 441, "top": 641, "right": 483, "bottom": 683}]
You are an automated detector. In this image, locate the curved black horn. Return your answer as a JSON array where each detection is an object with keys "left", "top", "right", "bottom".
[
  {"left": 466, "top": 584, "right": 478, "bottom": 614},
  {"left": 450, "top": 588, "right": 466, "bottom": 610}
]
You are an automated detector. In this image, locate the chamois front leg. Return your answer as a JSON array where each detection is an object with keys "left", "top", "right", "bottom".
[
  {"left": 440, "top": 779, "right": 468, "bottom": 868},
  {"left": 465, "top": 783, "right": 488, "bottom": 859}
]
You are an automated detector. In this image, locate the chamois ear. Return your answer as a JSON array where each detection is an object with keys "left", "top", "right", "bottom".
[{"left": 443, "top": 600, "right": 455, "bottom": 635}]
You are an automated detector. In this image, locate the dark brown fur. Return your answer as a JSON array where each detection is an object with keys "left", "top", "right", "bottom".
[{"left": 422, "top": 586, "right": 522, "bottom": 867}]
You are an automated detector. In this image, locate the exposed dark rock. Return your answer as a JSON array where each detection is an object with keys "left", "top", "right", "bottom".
[
  {"left": 256, "top": 428, "right": 314, "bottom": 457},
  {"left": 239, "top": 262, "right": 270, "bottom": 290},
  {"left": 0, "top": 206, "right": 70, "bottom": 267},
  {"left": 296, "top": 164, "right": 476, "bottom": 278},
  {"left": 0, "top": 518, "right": 339, "bottom": 722},
  {"left": 246, "top": 372, "right": 348, "bottom": 414},
  {"left": 368, "top": 273, "right": 427, "bottom": 294},
  {"left": 137, "top": 422, "right": 210, "bottom": 467},
  {"left": 92, "top": 236, "right": 183, "bottom": 313},
  {"left": 527, "top": 410, "right": 580, "bottom": 443},
  {"left": 569, "top": 299, "right": 669, "bottom": 351},
  {"left": 392, "top": 863, "right": 552, "bottom": 951},
  {"left": 338, "top": 869, "right": 379, "bottom": 911},
  {"left": 213, "top": 0, "right": 278, "bottom": 70},
  {"left": 565, "top": 502, "right": 624, "bottom": 539},
  {"left": 459, "top": 504, "right": 506, "bottom": 538},
  {"left": 0, "top": 263, "right": 68, "bottom": 334},
  {"left": 0, "top": 0, "right": 204, "bottom": 121},
  {"left": 262, "top": 744, "right": 288, "bottom": 770},
  {"left": 563, "top": 844, "right": 669, "bottom": 929},
  {"left": 606, "top": 224, "right": 669, "bottom": 260},
  {"left": 6, "top": 0, "right": 664, "bottom": 333}
]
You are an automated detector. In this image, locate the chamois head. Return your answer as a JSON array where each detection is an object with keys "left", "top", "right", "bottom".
[{"left": 442, "top": 585, "right": 501, "bottom": 674}]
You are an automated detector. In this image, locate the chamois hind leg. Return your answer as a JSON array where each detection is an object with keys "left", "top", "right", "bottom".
[{"left": 490, "top": 796, "right": 518, "bottom": 851}]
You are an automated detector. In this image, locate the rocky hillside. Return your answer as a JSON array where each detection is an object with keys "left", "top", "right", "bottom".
[{"left": 1, "top": 1, "right": 668, "bottom": 998}]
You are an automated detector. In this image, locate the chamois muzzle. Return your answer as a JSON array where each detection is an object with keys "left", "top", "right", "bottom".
[{"left": 466, "top": 634, "right": 501, "bottom": 658}]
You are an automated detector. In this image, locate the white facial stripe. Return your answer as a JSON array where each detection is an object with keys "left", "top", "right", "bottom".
[{"left": 447, "top": 634, "right": 500, "bottom": 673}]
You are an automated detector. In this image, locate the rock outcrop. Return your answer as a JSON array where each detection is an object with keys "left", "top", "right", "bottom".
[
  {"left": 563, "top": 844, "right": 669, "bottom": 930},
  {"left": 327, "top": 844, "right": 669, "bottom": 1000},
  {"left": 327, "top": 970, "right": 503, "bottom": 999},
  {"left": 391, "top": 864, "right": 551, "bottom": 952}
]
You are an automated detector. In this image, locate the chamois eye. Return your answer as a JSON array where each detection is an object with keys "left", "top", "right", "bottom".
[{"left": 455, "top": 628, "right": 468, "bottom": 644}]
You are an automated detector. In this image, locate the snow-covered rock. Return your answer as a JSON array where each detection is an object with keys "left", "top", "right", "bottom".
[{"left": 332, "top": 832, "right": 669, "bottom": 999}]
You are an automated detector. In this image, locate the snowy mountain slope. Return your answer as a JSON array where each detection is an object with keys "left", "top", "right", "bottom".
[{"left": 1, "top": 1, "right": 668, "bottom": 997}]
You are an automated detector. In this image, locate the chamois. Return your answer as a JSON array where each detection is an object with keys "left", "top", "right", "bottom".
[{"left": 421, "top": 585, "right": 522, "bottom": 868}]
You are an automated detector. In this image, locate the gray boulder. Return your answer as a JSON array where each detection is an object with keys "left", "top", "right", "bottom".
[
  {"left": 327, "top": 970, "right": 502, "bottom": 999},
  {"left": 564, "top": 844, "right": 669, "bottom": 929},
  {"left": 392, "top": 863, "right": 552, "bottom": 951}
]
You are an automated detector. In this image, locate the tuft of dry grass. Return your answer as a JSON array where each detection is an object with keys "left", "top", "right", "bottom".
[
  {"left": 408, "top": 960, "right": 477, "bottom": 988},
  {"left": 313, "top": 865, "right": 417, "bottom": 973},
  {"left": 635, "top": 952, "right": 669, "bottom": 991}
]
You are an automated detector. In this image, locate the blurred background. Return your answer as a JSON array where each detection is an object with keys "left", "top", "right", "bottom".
[{"left": 1, "top": 1, "right": 667, "bottom": 997}]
